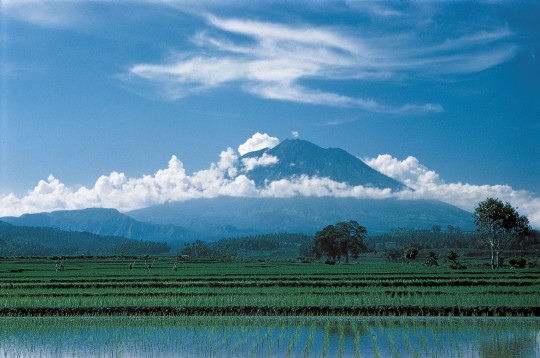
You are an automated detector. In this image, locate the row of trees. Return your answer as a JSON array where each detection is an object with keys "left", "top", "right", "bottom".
[
  {"left": 368, "top": 227, "right": 476, "bottom": 250},
  {"left": 310, "top": 198, "right": 531, "bottom": 269},
  {"left": 177, "top": 198, "right": 532, "bottom": 270}
]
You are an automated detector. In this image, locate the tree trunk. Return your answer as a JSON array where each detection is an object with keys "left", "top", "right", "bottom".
[
  {"left": 490, "top": 228, "right": 495, "bottom": 270},
  {"left": 490, "top": 244, "right": 495, "bottom": 270}
]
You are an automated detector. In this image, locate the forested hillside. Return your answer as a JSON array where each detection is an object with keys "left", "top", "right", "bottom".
[{"left": 0, "top": 222, "right": 170, "bottom": 256}]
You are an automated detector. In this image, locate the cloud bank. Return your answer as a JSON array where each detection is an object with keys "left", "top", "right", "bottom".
[
  {"left": 364, "top": 155, "right": 540, "bottom": 227},
  {"left": 1, "top": 133, "right": 538, "bottom": 227}
]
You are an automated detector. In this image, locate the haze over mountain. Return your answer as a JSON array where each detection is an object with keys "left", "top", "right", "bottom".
[{"left": 129, "top": 197, "right": 473, "bottom": 238}]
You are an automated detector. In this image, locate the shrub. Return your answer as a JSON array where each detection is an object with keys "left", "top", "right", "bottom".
[
  {"left": 425, "top": 251, "right": 439, "bottom": 267},
  {"left": 509, "top": 257, "right": 527, "bottom": 268},
  {"left": 447, "top": 250, "right": 466, "bottom": 269},
  {"left": 404, "top": 246, "right": 419, "bottom": 261},
  {"left": 384, "top": 248, "right": 403, "bottom": 261}
]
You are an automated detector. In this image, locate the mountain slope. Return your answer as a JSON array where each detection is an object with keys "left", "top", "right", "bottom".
[
  {"left": 241, "top": 139, "right": 406, "bottom": 191},
  {"left": 1, "top": 208, "right": 194, "bottom": 244},
  {"left": 129, "top": 196, "right": 474, "bottom": 238}
]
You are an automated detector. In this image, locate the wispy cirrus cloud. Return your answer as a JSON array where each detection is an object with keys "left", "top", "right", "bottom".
[
  {"left": 125, "top": 9, "right": 517, "bottom": 114},
  {"left": 1, "top": 1, "right": 85, "bottom": 29},
  {"left": 321, "top": 118, "right": 358, "bottom": 127},
  {"left": 126, "top": 14, "right": 443, "bottom": 114},
  {"left": 345, "top": 1, "right": 405, "bottom": 18}
]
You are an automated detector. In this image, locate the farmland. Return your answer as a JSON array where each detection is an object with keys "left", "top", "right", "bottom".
[
  {"left": 1, "top": 256, "right": 539, "bottom": 356},
  {"left": 0, "top": 256, "right": 539, "bottom": 317}
]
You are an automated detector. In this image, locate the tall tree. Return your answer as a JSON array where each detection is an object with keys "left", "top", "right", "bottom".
[
  {"left": 313, "top": 221, "right": 367, "bottom": 263},
  {"left": 312, "top": 224, "right": 339, "bottom": 262},
  {"left": 474, "top": 198, "right": 530, "bottom": 269}
]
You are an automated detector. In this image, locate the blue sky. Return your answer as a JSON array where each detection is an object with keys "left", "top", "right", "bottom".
[{"left": 1, "top": 1, "right": 539, "bottom": 226}]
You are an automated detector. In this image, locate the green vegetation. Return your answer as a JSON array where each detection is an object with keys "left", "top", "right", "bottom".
[
  {"left": 181, "top": 233, "right": 313, "bottom": 259},
  {"left": 0, "top": 256, "right": 538, "bottom": 317}
]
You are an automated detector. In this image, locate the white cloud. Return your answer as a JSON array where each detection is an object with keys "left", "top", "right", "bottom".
[
  {"left": 261, "top": 176, "right": 393, "bottom": 200},
  {"left": 363, "top": 155, "right": 443, "bottom": 188},
  {"left": 292, "top": 131, "right": 299, "bottom": 138},
  {"left": 1, "top": 135, "right": 538, "bottom": 228},
  {"left": 237, "top": 132, "right": 279, "bottom": 156},
  {"left": 364, "top": 154, "right": 540, "bottom": 227},
  {"left": 242, "top": 153, "right": 279, "bottom": 172},
  {"left": 0, "top": 150, "right": 254, "bottom": 216},
  {"left": 130, "top": 57, "right": 248, "bottom": 99}
]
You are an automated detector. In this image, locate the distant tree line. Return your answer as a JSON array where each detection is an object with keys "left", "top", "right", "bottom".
[
  {"left": 181, "top": 233, "right": 313, "bottom": 258},
  {"left": 366, "top": 225, "right": 477, "bottom": 250},
  {"left": 178, "top": 222, "right": 539, "bottom": 262},
  {"left": 109, "top": 241, "right": 170, "bottom": 255},
  {"left": 368, "top": 226, "right": 538, "bottom": 252}
]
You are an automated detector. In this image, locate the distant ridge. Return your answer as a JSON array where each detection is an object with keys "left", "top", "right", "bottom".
[
  {"left": 1, "top": 208, "right": 194, "bottom": 244},
  {"left": 241, "top": 139, "right": 407, "bottom": 191}
]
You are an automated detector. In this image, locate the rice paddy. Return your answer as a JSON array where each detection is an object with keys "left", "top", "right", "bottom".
[
  {"left": 0, "top": 256, "right": 539, "bottom": 316},
  {"left": 1, "top": 256, "right": 539, "bottom": 356}
]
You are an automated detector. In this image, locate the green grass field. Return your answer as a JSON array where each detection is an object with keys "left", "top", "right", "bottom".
[{"left": 1, "top": 255, "right": 539, "bottom": 316}]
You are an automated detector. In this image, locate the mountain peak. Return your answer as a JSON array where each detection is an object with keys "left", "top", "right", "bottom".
[{"left": 241, "top": 139, "right": 406, "bottom": 191}]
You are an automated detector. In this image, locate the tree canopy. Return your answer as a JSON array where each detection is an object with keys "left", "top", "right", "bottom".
[
  {"left": 473, "top": 197, "right": 530, "bottom": 269},
  {"left": 312, "top": 220, "right": 367, "bottom": 263}
]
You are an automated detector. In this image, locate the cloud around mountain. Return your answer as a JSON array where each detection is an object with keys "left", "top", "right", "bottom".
[{"left": 1, "top": 133, "right": 539, "bottom": 227}]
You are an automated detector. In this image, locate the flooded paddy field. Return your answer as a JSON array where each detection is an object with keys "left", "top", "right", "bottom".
[{"left": 1, "top": 316, "right": 538, "bottom": 357}]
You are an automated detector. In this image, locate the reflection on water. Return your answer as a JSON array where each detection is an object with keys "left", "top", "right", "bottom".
[{"left": 0, "top": 316, "right": 538, "bottom": 357}]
